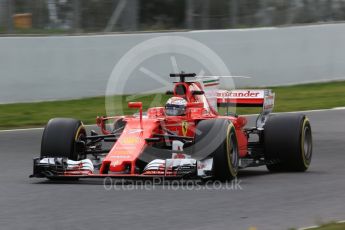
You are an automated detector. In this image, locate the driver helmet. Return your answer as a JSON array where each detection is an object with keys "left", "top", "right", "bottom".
[{"left": 165, "top": 97, "right": 187, "bottom": 116}]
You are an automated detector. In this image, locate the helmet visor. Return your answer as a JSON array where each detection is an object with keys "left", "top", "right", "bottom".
[{"left": 165, "top": 104, "right": 186, "bottom": 116}]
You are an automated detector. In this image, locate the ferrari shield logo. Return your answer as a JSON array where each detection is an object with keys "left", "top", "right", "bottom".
[{"left": 182, "top": 121, "right": 188, "bottom": 136}]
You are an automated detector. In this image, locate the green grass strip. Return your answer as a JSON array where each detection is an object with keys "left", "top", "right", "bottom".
[
  {"left": 1, "top": 80, "right": 345, "bottom": 129},
  {"left": 312, "top": 222, "right": 345, "bottom": 230},
  {"left": 289, "top": 222, "right": 345, "bottom": 230}
]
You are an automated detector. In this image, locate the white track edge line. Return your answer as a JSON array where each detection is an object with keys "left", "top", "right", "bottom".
[
  {"left": 244, "top": 107, "right": 345, "bottom": 116},
  {"left": 298, "top": 225, "right": 319, "bottom": 230},
  {"left": 0, "top": 124, "right": 95, "bottom": 133},
  {"left": 298, "top": 220, "right": 345, "bottom": 230}
]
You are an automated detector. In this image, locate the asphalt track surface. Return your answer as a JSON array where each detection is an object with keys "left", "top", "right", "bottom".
[{"left": 1, "top": 109, "right": 345, "bottom": 230}]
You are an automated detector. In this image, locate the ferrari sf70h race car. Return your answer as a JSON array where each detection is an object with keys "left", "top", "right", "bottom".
[{"left": 30, "top": 72, "right": 313, "bottom": 181}]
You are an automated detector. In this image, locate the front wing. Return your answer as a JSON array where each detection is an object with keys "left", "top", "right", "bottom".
[{"left": 30, "top": 157, "right": 214, "bottom": 180}]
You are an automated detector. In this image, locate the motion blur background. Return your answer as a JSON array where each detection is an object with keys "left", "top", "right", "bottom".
[
  {"left": 1, "top": 0, "right": 345, "bottom": 104},
  {"left": 1, "top": 0, "right": 345, "bottom": 34},
  {"left": 2, "top": 3, "right": 345, "bottom": 230}
]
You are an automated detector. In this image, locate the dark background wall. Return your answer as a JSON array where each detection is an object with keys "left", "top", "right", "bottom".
[{"left": 2, "top": 0, "right": 345, "bottom": 34}]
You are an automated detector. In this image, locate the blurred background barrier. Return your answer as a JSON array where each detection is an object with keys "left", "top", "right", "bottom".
[
  {"left": 1, "top": 0, "right": 345, "bottom": 34},
  {"left": 1, "top": 23, "right": 345, "bottom": 104}
]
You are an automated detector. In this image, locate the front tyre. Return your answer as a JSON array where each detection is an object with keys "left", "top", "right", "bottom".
[
  {"left": 194, "top": 119, "right": 239, "bottom": 181},
  {"left": 264, "top": 114, "right": 312, "bottom": 172},
  {"left": 41, "top": 118, "right": 86, "bottom": 161}
]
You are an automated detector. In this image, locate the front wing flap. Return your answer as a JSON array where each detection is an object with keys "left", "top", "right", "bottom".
[{"left": 30, "top": 157, "right": 213, "bottom": 180}]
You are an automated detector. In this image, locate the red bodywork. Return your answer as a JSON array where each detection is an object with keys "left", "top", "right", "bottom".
[{"left": 88, "top": 81, "right": 249, "bottom": 176}]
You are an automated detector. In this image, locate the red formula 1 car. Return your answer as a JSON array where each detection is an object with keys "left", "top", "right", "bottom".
[{"left": 31, "top": 73, "right": 313, "bottom": 181}]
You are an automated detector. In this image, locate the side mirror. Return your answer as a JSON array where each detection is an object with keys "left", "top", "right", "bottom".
[
  {"left": 128, "top": 102, "right": 142, "bottom": 109},
  {"left": 128, "top": 102, "right": 143, "bottom": 126}
]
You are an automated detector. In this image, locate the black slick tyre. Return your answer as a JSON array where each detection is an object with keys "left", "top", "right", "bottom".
[
  {"left": 41, "top": 118, "right": 86, "bottom": 161},
  {"left": 264, "top": 114, "right": 312, "bottom": 172},
  {"left": 194, "top": 119, "right": 239, "bottom": 181}
]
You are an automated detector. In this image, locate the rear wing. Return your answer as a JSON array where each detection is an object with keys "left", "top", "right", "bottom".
[
  {"left": 217, "top": 89, "right": 274, "bottom": 108},
  {"left": 217, "top": 89, "right": 275, "bottom": 128}
]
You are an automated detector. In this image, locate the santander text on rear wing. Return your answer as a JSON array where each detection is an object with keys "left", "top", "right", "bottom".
[{"left": 217, "top": 89, "right": 275, "bottom": 128}]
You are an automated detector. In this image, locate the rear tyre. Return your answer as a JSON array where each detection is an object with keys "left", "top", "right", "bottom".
[
  {"left": 194, "top": 119, "right": 239, "bottom": 181},
  {"left": 264, "top": 114, "right": 312, "bottom": 172},
  {"left": 41, "top": 118, "right": 86, "bottom": 161}
]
